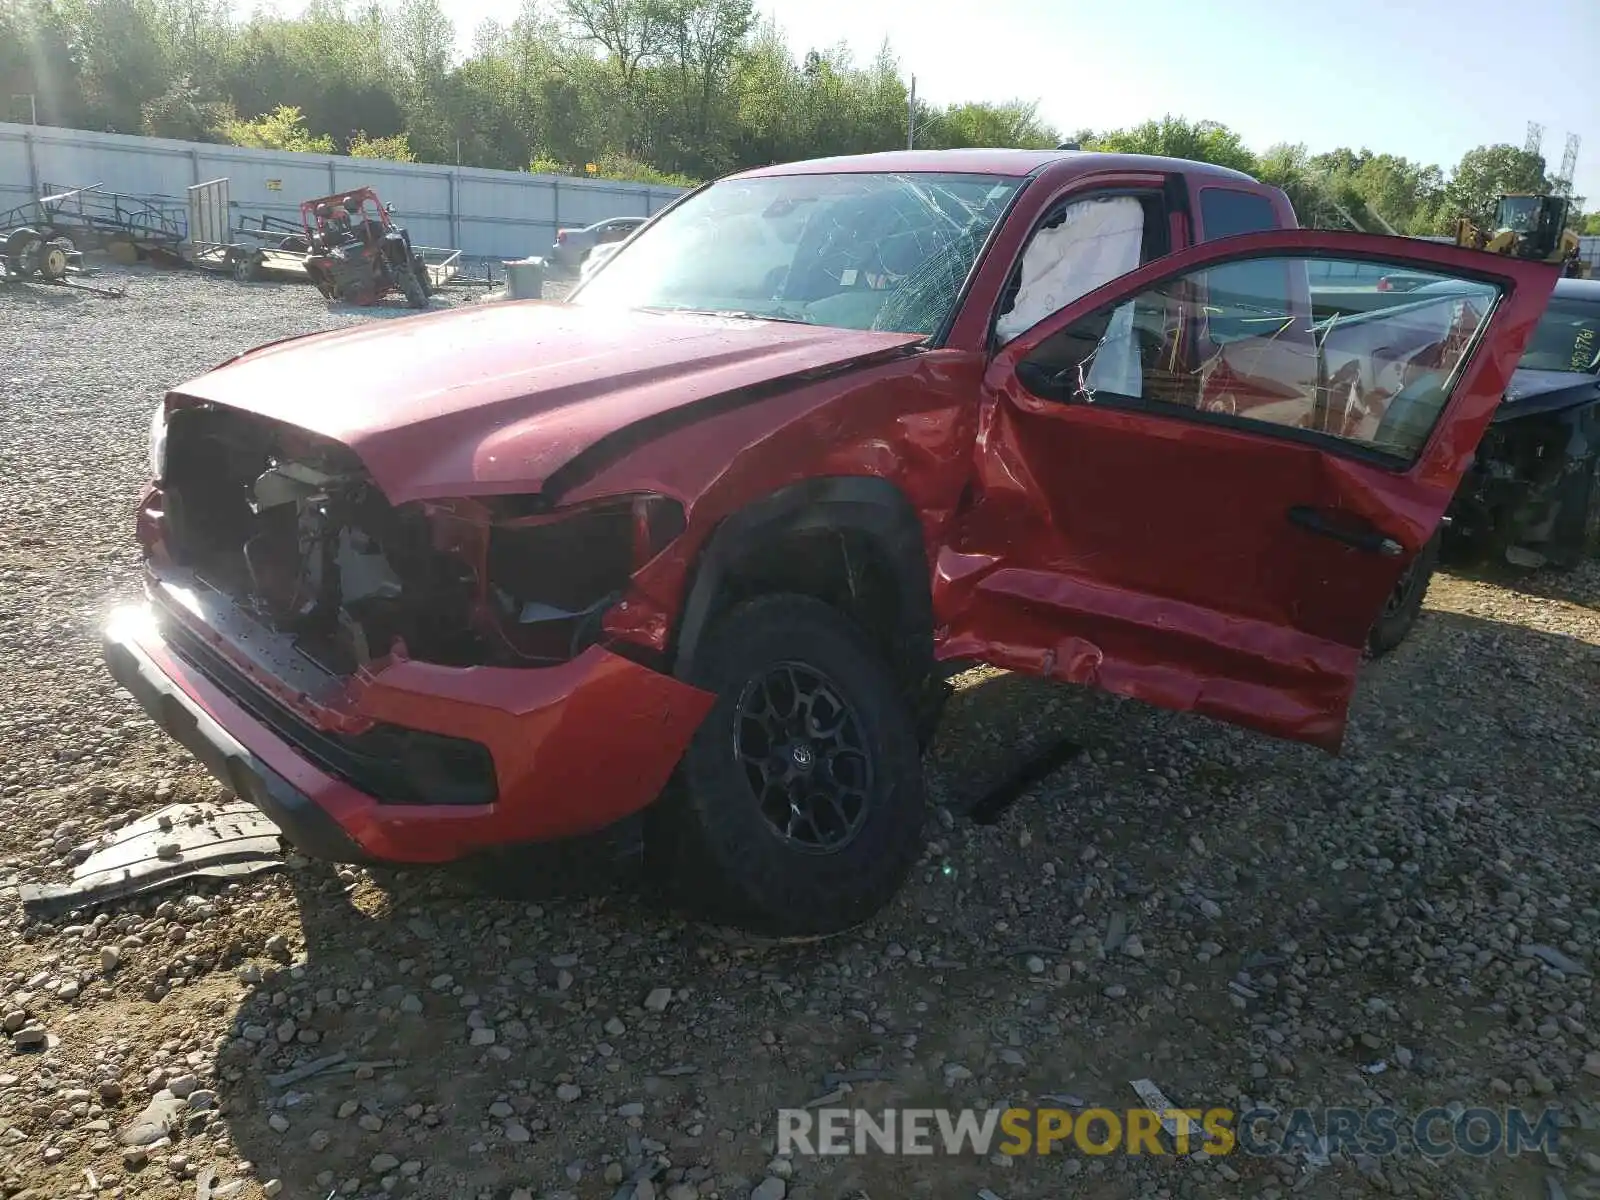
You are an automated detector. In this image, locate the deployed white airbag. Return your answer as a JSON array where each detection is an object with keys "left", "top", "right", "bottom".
[{"left": 996, "top": 196, "right": 1146, "bottom": 344}]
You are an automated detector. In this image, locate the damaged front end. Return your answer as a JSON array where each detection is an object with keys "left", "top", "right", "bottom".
[
  {"left": 149, "top": 404, "right": 685, "bottom": 676},
  {"left": 1445, "top": 376, "right": 1600, "bottom": 570},
  {"left": 117, "top": 402, "right": 714, "bottom": 862}
]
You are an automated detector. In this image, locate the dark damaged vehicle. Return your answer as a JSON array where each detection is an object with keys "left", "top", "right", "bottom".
[
  {"left": 107, "top": 149, "right": 1559, "bottom": 936},
  {"left": 1443, "top": 277, "right": 1600, "bottom": 569}
]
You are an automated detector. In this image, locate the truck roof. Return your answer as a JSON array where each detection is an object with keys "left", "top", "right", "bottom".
[{"left": 730, "top": 148, "right": 1263, "bottom": 185}]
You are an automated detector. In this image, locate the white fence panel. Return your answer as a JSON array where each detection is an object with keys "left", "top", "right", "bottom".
[
  {"left": 0, "top": 133, "right": 32, "bottom": 214},
  {"left": 456, "top": 168, "right": 557, "bottom": 259},
  {"left": 48, "top": 138, "right": 190, "bottom": 199},
  {"left": 199, "top": 149, "right": 337, "bottom": 211},
  {"left": 0, "top": 122, "right": 687, "bottom": 261}
]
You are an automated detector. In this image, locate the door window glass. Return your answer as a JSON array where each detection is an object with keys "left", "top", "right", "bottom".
[
  {"left": 1198, "top": 190, "right": 1289, "bottom": 326},
  {"left": 1017, "top": 254, "right": 1503, "bottom": 463}
]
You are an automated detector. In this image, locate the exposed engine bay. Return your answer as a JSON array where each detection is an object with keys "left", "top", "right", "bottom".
[{"left": 158, "top": 406, "right": 663, "bottom": 675}]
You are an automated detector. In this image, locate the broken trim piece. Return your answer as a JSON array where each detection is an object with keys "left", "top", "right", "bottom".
[{"left": 18, "top": 802, "right": 284, "bottom": 919}]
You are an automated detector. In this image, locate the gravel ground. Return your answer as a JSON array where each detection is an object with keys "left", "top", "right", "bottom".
[{"left": 1, "top": 264, "right": 1598, "bottom": 1200}]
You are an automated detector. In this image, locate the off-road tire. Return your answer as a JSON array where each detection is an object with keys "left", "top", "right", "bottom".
[
  {"left": 231, "top": 251, "right": 260, "bottom": 284},
  {"left": 650, "top": 594, "right": 926, "bottom": 937},
  {"left": 4, "top": 230, "right": 43, "bottom": 276},
  {"left": 396, "top": 264, "right": 428, "bottom": 309},
  {"left": 1367, "top": 528, "right": 1441, "bottom": 657},
  {"left": 411, "top": 254, "right": 433, "bottom": 297}
]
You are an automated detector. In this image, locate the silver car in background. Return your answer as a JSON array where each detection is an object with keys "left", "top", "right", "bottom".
[{"left": 549, "top": 216, "right": 646, "bottom": 271}]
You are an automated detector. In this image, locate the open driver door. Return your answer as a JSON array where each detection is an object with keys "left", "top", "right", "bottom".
[{"left": 933, "top": 229, "right": 1560, "bottom": 752}]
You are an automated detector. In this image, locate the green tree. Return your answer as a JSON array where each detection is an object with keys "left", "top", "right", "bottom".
[
  {"left": 348, "top": 130, "right": 415, "bottom": 160},
  {"left": 0, "top": 0, "right": 86, "bottom": 126},
  {"left": 1297, "top": 147, "right": 1447, "bottom": 234},
  {"left": 1090, "top": 115, "right": 1255, "bottom": 174},
  {"left": 61, "top": 0, "right": 171, "bottom": 132},
  {"left": 140, "top": 74, "right": 234, "bottom": 140},
  {"left": 1443, "top": 143, "right": 1551, "bottom": 229},
  {"left": 10, "top": 0, "right": 1590, "bottom": 239},
  {"left": 224, "top": 6, "right": 404, "bottom": 150},
  {"left": 223, "top": 103, "right": 336, "bottom": 152},
  {"left": 923, "top": 100, "right": 1058, "bottom": 150},
  {"left": 561, "top": 0, "right": 668, "bottom": 96},
  {"left": 589, "top": 150, "right": 697, "bottom": 186},
  {"left": 658, "top": 0, "right": 751, "bottom": 174},
  {"left": 728, "top": 17, "right": 803, "bottom": 166},
  {"left": 1254, "top": 142, "right": 1339, "bottom": 227},
  {"left": 385, "top": 0, "right": 455, "bottom": 160}
]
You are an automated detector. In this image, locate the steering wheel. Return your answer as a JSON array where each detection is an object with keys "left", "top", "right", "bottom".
[{"left": 812, "top": 206, "right": 923, "bottom": 289}]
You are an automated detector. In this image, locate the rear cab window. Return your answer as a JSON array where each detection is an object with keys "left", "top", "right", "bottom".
[{"left": 1198, "top": 188, "right": 1279, "bottom": 239}]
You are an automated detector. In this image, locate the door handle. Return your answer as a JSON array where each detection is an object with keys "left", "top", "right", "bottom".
[{"left": 1286, "top": 506, "right": 1405, "bottom": 557}]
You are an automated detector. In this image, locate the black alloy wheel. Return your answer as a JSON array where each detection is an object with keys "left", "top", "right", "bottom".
[
  {"left": 651, "top": 593, "right": 927, "bottom": 937},
  {"left": 733, "top": 662, "right": 873, "bottom": 854}
]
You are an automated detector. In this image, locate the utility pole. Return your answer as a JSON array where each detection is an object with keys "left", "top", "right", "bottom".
[
  {"left": 11, "top": 94, "right": 37, "bottom": 124},
  {"left": 907, "top": 75, "right": 916, "bottom": 150}
]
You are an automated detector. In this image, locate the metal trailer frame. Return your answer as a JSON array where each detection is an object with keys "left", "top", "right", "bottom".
[
  {"left": 20, "top": 182, "right": 186, "bottom": 259},
  {"left": 185, "top": 178, "right": 310, "bottom": 283},
  {"left": 414, "top": 246, "right": 462, "bottom": 289},
  {"left": 234, "top": 212, "right": 311, "bottom": 249},
  {"left": 187, "top": 242, "right": 314, "bottom": 282}
]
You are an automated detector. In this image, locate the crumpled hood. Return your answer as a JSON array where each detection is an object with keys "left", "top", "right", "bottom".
[
  {"left": 173, "top": 301, "right": 922, "bottom": 503},
  {"left": 1494, "top": 367, "right": 1600, "bottom": 423}
]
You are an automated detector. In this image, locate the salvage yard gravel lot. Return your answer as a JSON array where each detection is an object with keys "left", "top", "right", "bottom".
[{"left": 1, "top": 264, "right": 1598, "bottom": 1200}]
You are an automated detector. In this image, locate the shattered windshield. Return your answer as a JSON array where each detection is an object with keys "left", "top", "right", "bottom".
[
  {"left": 1518, "top": 299, "right": 1600, "bottom": 374},
  {"left": 570, "top": 171, "right": 1023, "bottom": 336}
]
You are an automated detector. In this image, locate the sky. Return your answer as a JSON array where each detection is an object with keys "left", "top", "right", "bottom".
[{"left": 282, "top": 0, "right": 1600, "bottom": 200}]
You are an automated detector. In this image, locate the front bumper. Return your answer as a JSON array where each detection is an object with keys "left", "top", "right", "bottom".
[{"left": 103, "top": 599, "right": 716, "bottom": 864}]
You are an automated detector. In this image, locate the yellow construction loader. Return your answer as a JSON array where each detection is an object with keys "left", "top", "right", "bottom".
[{"left": 1455, "top": 193, "right": 1590, "bottom": 278}]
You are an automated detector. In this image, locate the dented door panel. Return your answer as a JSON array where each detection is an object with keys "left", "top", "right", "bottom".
[{"left": 934, "top": 230, "right": 1560, "bottom": 751}]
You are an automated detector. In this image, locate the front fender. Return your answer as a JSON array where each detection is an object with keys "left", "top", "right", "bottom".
[{"left": 671, "top": 476, "right": 935, "bottom": 680}]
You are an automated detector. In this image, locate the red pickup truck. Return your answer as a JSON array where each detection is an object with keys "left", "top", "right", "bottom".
[{"left": 107, "top": 149, "right": 1558, "bottom": 936}]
